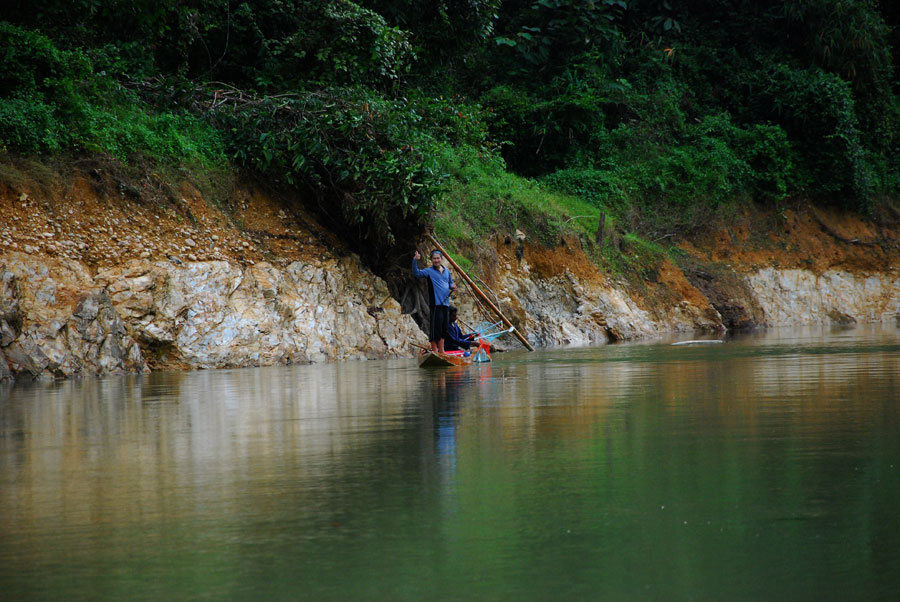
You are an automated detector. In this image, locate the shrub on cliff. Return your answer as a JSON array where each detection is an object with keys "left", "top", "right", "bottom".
[
  {"left": 207, "top": 86, "right": 493, "bottom": 262},
  {"left": 0, "top": 22, "right": 224, "bottom": 165},
  {"left": 542, "top": 111, "right": 796, "bottom": 234}
]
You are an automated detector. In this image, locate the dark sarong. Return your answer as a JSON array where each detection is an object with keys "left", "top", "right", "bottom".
[{"left": 429, "top": 305, "right": 450, "bottom": 342}]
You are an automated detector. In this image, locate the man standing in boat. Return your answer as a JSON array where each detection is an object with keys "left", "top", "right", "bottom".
[{"left": 412, "top": 249, "right": 457, "bottom": 353}]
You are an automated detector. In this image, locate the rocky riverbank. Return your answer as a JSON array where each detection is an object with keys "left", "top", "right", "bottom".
[
  {"left": 2, "top": 163, "right": 899, "bottom": 383},
  {"left": 0, "top": 252, "right": 421, "bottom": 381},
  {"left": 445, "top": 226, "right": 900, "bottom": 351}
]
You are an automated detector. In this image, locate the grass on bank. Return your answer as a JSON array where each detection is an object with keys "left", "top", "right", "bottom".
[
  {"left": 433, "top": 145, "right": 604, "bottom": 244},
  {"left": 431, "top": 145, "right": 677, "bottom": 282}
]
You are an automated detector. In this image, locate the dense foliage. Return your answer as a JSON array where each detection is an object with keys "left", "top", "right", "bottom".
[{"left": 1, "top": 0, "right": 898, "bottom": 262}]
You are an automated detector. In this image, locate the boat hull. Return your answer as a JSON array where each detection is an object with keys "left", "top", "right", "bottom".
[{"left": 417, "top": 351, "right": 472, "bottom": 368}]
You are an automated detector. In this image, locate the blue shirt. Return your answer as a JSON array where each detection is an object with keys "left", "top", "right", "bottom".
[
  {"left": 412, "top": 258, "right": 454, "bottom": 306},
  {"left": 445, "top": 322, "right": 473, "bottom": 351}
]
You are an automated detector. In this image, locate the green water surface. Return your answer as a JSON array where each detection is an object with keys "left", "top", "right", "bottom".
[{"left": 1, "top": 326, "right": 899, "bottom": 600}]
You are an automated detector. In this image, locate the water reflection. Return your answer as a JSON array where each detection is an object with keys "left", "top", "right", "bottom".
[{"left": 1, "top": 326, "right": 899, "bottom": 601}]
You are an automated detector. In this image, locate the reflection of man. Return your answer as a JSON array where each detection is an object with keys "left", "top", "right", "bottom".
[
  {"left": 445, "top": 306, "right": 476, "bottom": 352},
  {"left": 433, "top": 370, "right": 465, "bottom": 467}
]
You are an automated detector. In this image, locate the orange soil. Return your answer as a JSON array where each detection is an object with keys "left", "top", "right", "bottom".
[
  {"left": 492, "top": 234, "right": 606, "bottom": 286},
  {"left": 678, "top": 205, "right": 898, "bottom": 275},
  {"left": 655, "top": 258, "right": 710, "bottom": 308},
  {"left": 2, "top": 162, "right": 897, "bottom": 309},
  {"left": 0, "top": 165, "right": 334, "bottom": 272}
]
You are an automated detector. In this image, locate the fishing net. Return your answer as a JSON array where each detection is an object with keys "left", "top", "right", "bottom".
[{"left": 470, "top": 320, "right": 514, "bottom": 342}]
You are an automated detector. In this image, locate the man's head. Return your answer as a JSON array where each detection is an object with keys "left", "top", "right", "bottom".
[
  {"left": 449, "top": 306, "right": 458, "bottom": 321},
  {"left": 430, "top": 249, "right": 443, "bottom": 268}
]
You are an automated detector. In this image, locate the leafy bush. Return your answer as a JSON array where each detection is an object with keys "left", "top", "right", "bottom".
[
  {"left": 543, "top": 109, "right": 793, "bottom": 231},
  {"left": 730, "top": 123, "right": 796, "bottom": 201},
  {"left": 689, "top": 114, "right": 796, "bottom": 202},
  {"left": 0, "top": 22, "right": 224, "bottom": 164},
  {"left": 264, "top": 1, "right": 416, "bottom": 89},
  {"left": 755, "top": 64, "right": 872, "bottom": 203},
  {"left": 78, "top": 103, "right": 225, "bottom": 163},
  {"left": 0, "top": 97, "right": 66, "bottom": 152},
  {"left": 481, "top": 79, "right": 612, "bottom": 175},
  {"left": 0, "top": 21, "right": 92, "bottom": 100},
  {"left": 612, "top": 123, "right": 747, "bottom": 209},
  {"left": 481, "top": 1, "right": 897, "bottom": 211},
  {"left": 359, "top": 0, "right": 501, "bottom": 64},
  {"left": 0, "top": 22, "right": 88, "bottom": 153},
  {"left": 542, "top": 168, "right": 626, "bottom": 209},
  {"left": 212, "top": 88, "right": 448, "bottom": 255},
  {"left": 405, "top": 93, "right": 493, "bottom": 150},
  {"left": 493, "top": 0, "right": 626, "bottom": 74}
]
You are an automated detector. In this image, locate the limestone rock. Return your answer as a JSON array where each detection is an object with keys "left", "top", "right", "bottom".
[
  {"left": 0, "top": 252, "right": 148, "bottom": 380},
  {"left": 484, "top": 260, "right": 658, "bottom": 347},
  {"left": 0, "top": 268, "right": 22, "bottom": 346},
  {"left": 748, "top": 268, "right": 900, "bottom": 325},
  {"left": 93, "top": 254, "right": 421, "bottom": 370},
  {"left": 0, "top": 348, "right": 12, "bottom": 382}
]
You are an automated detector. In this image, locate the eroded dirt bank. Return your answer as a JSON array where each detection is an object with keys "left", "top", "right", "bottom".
[
  {"left": 2, "top": 162, "right": 899, "bottom": 383},
  {"left": 459, "top": 205, "right": 900, "bottom": 347}
]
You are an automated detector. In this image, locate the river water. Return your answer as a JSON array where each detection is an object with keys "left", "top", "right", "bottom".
[{"left": 1, "top": 326, "right": 899, "bottom": 601}]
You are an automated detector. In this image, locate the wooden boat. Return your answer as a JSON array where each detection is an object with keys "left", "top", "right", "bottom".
[
  {"left": 417, "top": 350, "right": 471, "bottom": 368},
  {"left": 416, "top": 347, "right": 491, "bottom": 368}
]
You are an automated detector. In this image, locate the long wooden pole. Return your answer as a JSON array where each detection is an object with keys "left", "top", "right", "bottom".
[
  {"left": 426, "top": 234, "right": 534, "bottom": 351},
  {"left": 408, "top": 340, "right": 431, "bottom": 352}
]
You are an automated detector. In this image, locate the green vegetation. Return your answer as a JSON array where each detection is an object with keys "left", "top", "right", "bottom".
[
  {"left": 0, "top": 22, "right": 225, "bottom": 164},
  {"left": 434, "top": 146, "right": 604, "bottom": 246},
  {"left": 1, "top": 0, "right": 898, "bottom": 273}
]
